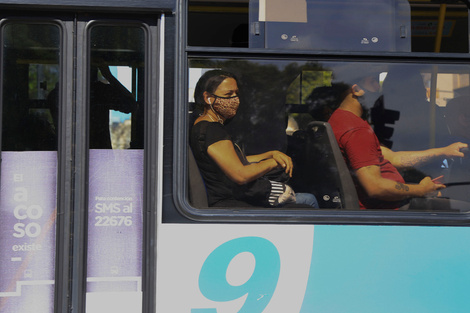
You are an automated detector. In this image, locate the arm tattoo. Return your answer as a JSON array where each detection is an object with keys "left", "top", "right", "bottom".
[{"left": 395, "top": 182, "right": 410, "bottom": 192}]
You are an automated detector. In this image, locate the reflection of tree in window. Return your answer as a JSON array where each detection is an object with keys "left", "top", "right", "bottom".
[
  {"left": 286, "top": 69, "right": 333, "bottom": 129},
  {"left": 189, "top": 60, "right": 335, "bottom": 155}
]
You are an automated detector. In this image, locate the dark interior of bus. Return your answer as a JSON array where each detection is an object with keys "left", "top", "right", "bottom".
[{"left": 2, "top": 24, "right": 60, "bottom": 151}]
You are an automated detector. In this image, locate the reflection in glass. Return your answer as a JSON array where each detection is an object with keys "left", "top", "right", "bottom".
[
  {"left": 188, "top": 58, "right": 470, "bottom": 210},
  {"left": 188, "top": 0, "right": 469, "bottom": 53},
  {"left": 2, "top": 24, "right": 60, "bottom": 151},
  {"left": 252, "top": 0, "right": 412, "bottom": 52},
  {"left": 1, "top": 22, "right": 59, "bottom": 313},
  {"left": 89, "top": 26, "right": 144, "bottom": 150},
  {"left": 442, "top": 95, "right": 470, "bottom": 202}
]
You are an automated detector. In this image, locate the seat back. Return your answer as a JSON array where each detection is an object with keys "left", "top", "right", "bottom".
[
  {"left": 319, "top": 121, "right": 360, "bottom": 209},
  {"left": 290, "top": 121, "right": 360, "bottom": 209},
  {"left": 188, "top": 146, "right": 209, "bottom": 208}
]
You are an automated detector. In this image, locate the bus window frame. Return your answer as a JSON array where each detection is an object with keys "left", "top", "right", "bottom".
[
  {"left": 0, "top": 0, "right": 175, "bottom": 14},
  {"left": 169, "top": 0, "right": 470, "bottom": 226},
  {"left": 81, "top": 16, "right": 161, "bottom": 311}
]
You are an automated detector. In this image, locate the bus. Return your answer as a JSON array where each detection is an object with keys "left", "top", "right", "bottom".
[{"left": 2, "top": 0, "right": 470, "bottom": 312}]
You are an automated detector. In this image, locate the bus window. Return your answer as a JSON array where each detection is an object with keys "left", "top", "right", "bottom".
[
  {"left": 2, "top": 23, "right": 60, "bottom": 151},
  {"left": 188, "top": 0, "right": 470, "bottom": 54},
  {"left": 0, "top": 22, "right": 60, "bottom": 313},
  {"left": 188, "top": 1, "right": 249, "bottom": 47},
  {"left": 86, "top": 24, "right": 145, "bottom": 309},
  {"left": 186, "top": 59, "right": 356, "bottom": 211},
  {"left": 184, "top": 58, "right": 470, "bottom": 214},
  {"left": 89, "top": 26, "right": 142, "bottom": 150}
]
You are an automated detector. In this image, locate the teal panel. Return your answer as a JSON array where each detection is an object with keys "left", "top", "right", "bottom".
[{"left": 300, "top": 225, "right": 470, "bottom": 313}]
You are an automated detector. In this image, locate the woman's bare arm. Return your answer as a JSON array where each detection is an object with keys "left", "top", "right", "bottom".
[{"left": 207, "top": 140, "right": 282, "bottom": 185}]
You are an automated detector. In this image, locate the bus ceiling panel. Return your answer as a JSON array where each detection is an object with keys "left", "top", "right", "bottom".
[{"left": 0, "top": 0, "right": 175, "bottom": 13}]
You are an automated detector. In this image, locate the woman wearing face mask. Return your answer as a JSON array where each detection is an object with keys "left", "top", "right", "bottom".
[{"left": 190, "top": 69, "right": 318, "bottom": 208}]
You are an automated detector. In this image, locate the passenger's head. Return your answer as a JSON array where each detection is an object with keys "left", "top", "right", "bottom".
[
  {"left": 332, "top": 67, "right": 381, "bottom": 111},
  {"left": 357, "top": 75, "right": 381, "bottom": 94},
  {"left": 194, "top": 70, "right": 240, "bottom": 120},
  {"left": 382, "top": 67, "right": 427, "bottom": 105},
  {"left": 306, "top": 83, "right": 350, "bottom": 121},
  {"left": 446, "top": 95, "right": 470, "bottom": 138}
]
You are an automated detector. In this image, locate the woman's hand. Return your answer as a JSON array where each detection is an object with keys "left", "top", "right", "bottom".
[{"left": 271, "top": 151, "right": 293, "bottom": 177}]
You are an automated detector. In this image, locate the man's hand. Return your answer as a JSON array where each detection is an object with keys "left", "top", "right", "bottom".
[
  {"left": 418, "top": 176, "right": 445, "bottom": 197},
  {"left": 440, "top": 142, "right": 468, "bottom": 158}
]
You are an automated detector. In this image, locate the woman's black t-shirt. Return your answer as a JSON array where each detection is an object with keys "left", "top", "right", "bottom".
[{"left": 189, "top": 121, "right": 238, "bottom": 206}]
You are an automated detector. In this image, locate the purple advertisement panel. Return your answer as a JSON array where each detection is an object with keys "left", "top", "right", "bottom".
[
  {"left": 0, "top": 152, "right": 57, "bottom": 313},
  {"left": 87, "top": 149, "right": 143, "bottom": 293}
]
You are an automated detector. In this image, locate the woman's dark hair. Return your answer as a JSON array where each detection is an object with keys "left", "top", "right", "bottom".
[{"left": 194, "top": 70, "right": 238, "bottom": 111}]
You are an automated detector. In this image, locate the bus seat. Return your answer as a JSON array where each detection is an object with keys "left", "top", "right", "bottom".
[
  {"left": 290, "top": 121, "right": 360, "bottom": 210},
  {"left": 188, "top": 146, "right": 209, "bottom": 208},
  {"left": 188, "top": 102, "right": 209, "bottom": 208}
]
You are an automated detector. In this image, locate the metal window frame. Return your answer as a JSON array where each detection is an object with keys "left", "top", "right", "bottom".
[{"left": 169, "top": 0, "right": 470, "bottom": 226}]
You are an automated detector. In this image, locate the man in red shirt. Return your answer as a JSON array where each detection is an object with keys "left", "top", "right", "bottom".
[{"left": 328, "top": 83, "right": 467, "bottom": 210}]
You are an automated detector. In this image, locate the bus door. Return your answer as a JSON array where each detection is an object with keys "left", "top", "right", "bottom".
[{"left": 0, "top": 12, "right": 161, "bottom": 313}]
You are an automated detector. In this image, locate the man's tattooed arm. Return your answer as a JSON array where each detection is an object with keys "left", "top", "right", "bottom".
[{"left": 395, "top": 182, "right": 410, "bottom": 192}]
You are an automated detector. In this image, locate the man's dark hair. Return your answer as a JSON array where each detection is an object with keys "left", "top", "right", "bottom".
[{"left": 306, "top": 83, "right": 350, "bottom": 121}]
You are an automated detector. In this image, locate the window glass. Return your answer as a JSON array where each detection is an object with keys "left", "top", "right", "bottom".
[
  {"left": 188, "top": 1, "right": 249, "bottom": 47},
  {"left": 188, "top": 0, "right": 470, "bottom": 53},
  {"left": 187, "top": 58, "right": 470, "bottom": 212},
  {"left": 86, "top": 25, "right": 145, "bottom": 312},
  {"left": 1, "top": 22, "right": 60, "bottom": 313}
]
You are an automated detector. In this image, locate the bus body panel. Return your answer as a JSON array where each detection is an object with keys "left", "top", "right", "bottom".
[{"left": 156, "top": 224, "right": 470, "bottom": 313}]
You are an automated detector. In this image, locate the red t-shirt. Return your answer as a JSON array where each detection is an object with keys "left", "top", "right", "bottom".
[{"left": 329, "top": 109, "right": 405, "bottom": 209}]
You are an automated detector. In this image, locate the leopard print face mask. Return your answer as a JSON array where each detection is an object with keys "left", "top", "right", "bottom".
[{"left": 211, "top": 95, "right": 240, "bottom": 120}]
